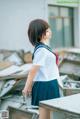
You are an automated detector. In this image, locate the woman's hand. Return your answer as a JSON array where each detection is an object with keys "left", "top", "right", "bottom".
[
  {"left": 22, "top": 65, "right": 40, "bottom": 96},
  {"left": 22, "top": 85, "right": 32, "bottom": 96}
]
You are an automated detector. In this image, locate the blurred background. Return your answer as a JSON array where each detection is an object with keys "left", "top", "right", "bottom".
[{"left": 0, "top": 0, "right": 80, "bottom": 52}]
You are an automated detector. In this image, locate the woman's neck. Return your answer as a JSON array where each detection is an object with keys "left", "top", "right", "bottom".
[{"left": 40, "top": 39, "right": 49, "bottom": 45}]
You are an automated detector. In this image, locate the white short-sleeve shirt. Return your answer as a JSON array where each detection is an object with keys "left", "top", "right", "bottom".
[{"left": 33, "top": 47, "right": 60, "bottom": 82}]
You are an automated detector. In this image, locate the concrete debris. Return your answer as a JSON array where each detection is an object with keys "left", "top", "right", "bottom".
[{"left": 0, "top": 48, "right": 80, "bottom": 118}]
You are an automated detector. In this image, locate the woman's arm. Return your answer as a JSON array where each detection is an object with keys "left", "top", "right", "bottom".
[{"left": 22, "top": 65, "right": 40, "bottom": 96}]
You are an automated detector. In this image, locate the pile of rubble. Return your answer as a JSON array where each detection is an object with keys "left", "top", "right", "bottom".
[
  {"left": 57, "top": 48, "right": 80, "bottom": 96},
  {"left": 0, "top": 48, "right": 80, "bottom": 119},
  {"left": 0, "top": 49, "right": 32, "bottom": 108}
]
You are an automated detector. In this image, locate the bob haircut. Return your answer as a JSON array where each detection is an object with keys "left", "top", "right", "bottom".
[{"left": 28, "top": 19, "right": 49, "bottom": 46}]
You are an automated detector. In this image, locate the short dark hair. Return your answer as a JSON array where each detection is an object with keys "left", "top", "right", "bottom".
[{"left": 28, "top": 19, "right": 49, "bottom": 46}]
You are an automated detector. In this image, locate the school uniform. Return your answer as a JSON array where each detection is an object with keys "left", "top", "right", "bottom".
[{"left": 32, "top": 42, "right": 60, "bottom": 106}]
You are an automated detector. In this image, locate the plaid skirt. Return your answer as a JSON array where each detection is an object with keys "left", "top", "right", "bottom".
[{"left": 31, "top": 79, "right": 60, "bottom": 106}]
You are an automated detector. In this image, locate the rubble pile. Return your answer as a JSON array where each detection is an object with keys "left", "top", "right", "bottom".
[
  {"left": 0, "top": 49, "right": 32, "bottom": 110},
  {"left": 0, "top": 48, "right": 80, "bottom": 118},
  {"left": 57, "top": 48, "right": 80, "bottom": 96}
]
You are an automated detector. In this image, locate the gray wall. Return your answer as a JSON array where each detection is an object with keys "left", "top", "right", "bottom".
[
  {"left": 0, "top": 0, "right": 47, "bottom": 52},
  {"left": 0, "top": 0, "right": 80, "bottom": 51}
]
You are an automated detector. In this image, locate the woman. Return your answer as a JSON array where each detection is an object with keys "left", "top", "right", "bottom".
[{"left": 22, "top": 19, "right": 60, "bottom": 119}]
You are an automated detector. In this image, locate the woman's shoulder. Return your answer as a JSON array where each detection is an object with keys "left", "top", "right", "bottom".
[{"left": 34, "top": 47, "right": 48, "bottom": 54}]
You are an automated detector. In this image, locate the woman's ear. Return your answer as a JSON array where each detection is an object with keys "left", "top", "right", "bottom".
[{"left": 42, "top": 33, "right": 46, "bottom": 40}]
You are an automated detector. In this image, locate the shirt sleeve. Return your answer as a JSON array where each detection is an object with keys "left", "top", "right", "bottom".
[{"left": 33, "top": 48, "right": 47, "bottom": 66}]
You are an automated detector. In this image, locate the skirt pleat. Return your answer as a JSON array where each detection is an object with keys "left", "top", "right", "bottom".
[{"left": 32, "top": 79, "right": 60, "bottom": 106}]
